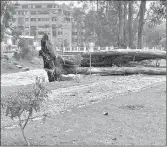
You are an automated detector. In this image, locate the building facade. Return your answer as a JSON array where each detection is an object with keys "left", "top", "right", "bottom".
[
  {"left": 72, "top": 21, "right": 85, "bottom": 47},
  {"left": 12, "top": 1, "right": 72, "bottom": 48},
  {"left": 12, "top": 1, "right": 86, "bottom": 49}
]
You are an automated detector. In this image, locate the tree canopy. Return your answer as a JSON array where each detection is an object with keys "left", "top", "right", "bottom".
[{"left": 73, "top": 1, "right": 166, "bottom": 49}]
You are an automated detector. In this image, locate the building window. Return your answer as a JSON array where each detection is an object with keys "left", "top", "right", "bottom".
[
  {"left": 12, "top": 18, "right": 16, "bottom": 22},
  {"left": 38, "top": 11, "right": 49, "bottom": 15},
  {"left": 12, "top": 11, "right": 16, "bottom": 15},
  {"left": 64, "top": 10, "right": 70, "bottom": 16},
  {"left": 22, "top": 4, "right": 28, "bottom": 8},
  {"left": 35, "top": 5, "right": 42, "bottom": 8},
  {"left": 25, "top": 18, "right": 29, "bottom": 21},
  {"left": 31, "top": 11, "right": 36, "bottom": 15},
  {"left": 18, "top": 26, "right": 24, "bottom": 30},
  {"left": 58, "top": 38, "right": 62, "bottom": 42},
  {"left": 52, "top": 31, "right": 57, "bottom": 36},
  {"left": 29, "top": 40, "right": 33, "bottom": 45},
  {"left": 52, "top": 24, "right": 57, "bottom": 29},
  {"left": 18, "top": 17, "right": 24, "bottom": 25},
  {"left": 38, "top": 25, "right": 44, "bottom": 29},
  {"left": 30, "top": 30, "right": 36, "bottom": 35},
  {"left": 53, "top": 4, "right": 58, "bottom": 8},
  {"left": 52, "top": 10, "right": 58, "bottom": 14},
  {"left": 41, "top": 18, "right": 50, "bottom": 21},
  {"left": 14, "top": 5, "right": 20, "bottom": 9},
  {"left": 30, "top": 5, "right": 34, "bottom": 8},
  {"left": 58, "top": 31, "right": 62, "bottom": 35},
  {"left": 72, "top": 32, "right": 77, "bottom": 35},
  {"left": 38, "top": 31, "right": 45, "bottom": 35},
  {"left": 31, "top": 26, "right": 37, "bottom": 30},
  {"left": 47, "top": 4, "right": 52, "bottom": 8},
  {"left": 18, "top": 11, "right": 24, "bottom": 15},
  {"left": 58, "top": 9, "right": 62, "bottom": 13},
  {"left": 57, "top": 24, "right": 63, "bottom": 28},
  {"left": 81, "top": 38, "right": 85, "bottom": 42},
  {"left": 64, "top": 17, "right": 70, "bottom": 22},
  {"left": 44, "top": 25, "right": 50, "bottom": 28},
  {"left": 31, "top": 18, "right": 37, "bottom": 21},
  {"left": 52, "top": 17, "right": 57, "bottom": 21}
]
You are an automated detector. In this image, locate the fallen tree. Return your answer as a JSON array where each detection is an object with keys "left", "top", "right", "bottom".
[
  {"left": 81, "top": 49, "right": 166, "bottom": 59},
  {"left": 77, "top": 67, "right": 166, "bottom": 75},
  {"left": 39, "top": 34, "right": 76, "bottom": 82},
  {"left": 80, "top": 49, "right": 166, "bottom": 67},
  {"left": 39, "top": 35, "right": 166, "bottom": 82}
]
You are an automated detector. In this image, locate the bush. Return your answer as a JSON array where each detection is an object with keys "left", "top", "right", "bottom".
[{"left": 1, "top": 77, "right": 51, "bottom": 146}]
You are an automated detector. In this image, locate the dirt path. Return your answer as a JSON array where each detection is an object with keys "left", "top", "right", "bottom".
[{"left": 1, "top": 82, "right": 166, "bottom": 145}]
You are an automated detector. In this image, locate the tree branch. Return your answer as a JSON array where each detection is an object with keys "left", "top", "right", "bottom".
[{"left": 22, "top": 112, "right": 31, "bottom": 129}]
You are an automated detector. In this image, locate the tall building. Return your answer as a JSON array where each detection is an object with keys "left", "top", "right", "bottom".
[
  {"left": 12, "top": 1, "right": 72, "bottom": 47},
  {"left": 72, "top": 20, "right": 85, "bottom": 47}
]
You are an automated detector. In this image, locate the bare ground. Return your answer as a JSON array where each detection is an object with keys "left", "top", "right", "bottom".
[{"left": 1, "top": 74, "right": 166, "bottom": 146}]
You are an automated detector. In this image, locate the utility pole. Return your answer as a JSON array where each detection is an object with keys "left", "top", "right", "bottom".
[{"left": 89, "top": 42, "right": 94, "bottom": 76}]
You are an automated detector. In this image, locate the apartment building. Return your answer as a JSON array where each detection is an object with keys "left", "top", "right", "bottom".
[
  {"left": 12, "top": 1, "right": 72, "bottom": 47},
  {"left": 72, "top": 21, "right": 85, "bottom": 47}
]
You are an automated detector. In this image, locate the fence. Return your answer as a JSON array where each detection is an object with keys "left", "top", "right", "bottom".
[{"left": 55, "top": 46, "right": 165, "bottom": 53}]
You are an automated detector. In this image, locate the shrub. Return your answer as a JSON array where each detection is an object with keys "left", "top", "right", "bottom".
[{"left": 1, "top": 77, "right": 51, "bottom": 146}]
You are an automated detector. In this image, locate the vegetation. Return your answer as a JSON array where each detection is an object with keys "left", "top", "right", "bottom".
[
  {"left": 73, "top": 1, "right": 166, "bottom": 49},
  {"left": 1, "top": 77, "right": 51, "bottom": 146}
]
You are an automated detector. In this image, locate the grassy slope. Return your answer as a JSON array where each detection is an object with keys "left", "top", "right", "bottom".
[
  {"left": 1, "top": 57, "right": 43, "bottom": 74},
  {"left": 1, "top": 80, "right": 166, "bottom": 146}
]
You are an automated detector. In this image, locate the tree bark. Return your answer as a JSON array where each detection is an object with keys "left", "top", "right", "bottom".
[
  {"left": 123, "top": 1, "right": 127, "bottom": 46},
  {"left": 128, "top": 1, "right": 133, "bottom": 48},
  {"left": 137, "top": 0, "right": 146, "bottom": 49},
  {"left": 96, "top": 0, "right": 101, "bottom": 46},
  {"left": 77, "top": 67, "right": 166, "bottom": 75},
  {"left": 82, "top": 49, "right": 166, "bottom": 59},
  {"left": 18, "top": 115, "right": 30, "bottom": 146},
  {"left": 81, "top": 49, "right": 166, "bottom": 67},
  {"left": 39, "top": 34, "right": 76, "bottom": 82},
  {"left": 118, "top": 1, "right": 123, "bottom": 48}
]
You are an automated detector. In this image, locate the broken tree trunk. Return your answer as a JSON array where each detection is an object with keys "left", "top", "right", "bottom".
[
  {"left": 39, "top": 34, "right": 76, "bottom": 82},
  {"left": 77, "top": 67, "right": 166, "bottom": 75},
  {"left": 81, "top": 49, "right": 166, "bottom": 59},
  {"left": 80, "top": 49, "right": 166, "bottom": 67}
]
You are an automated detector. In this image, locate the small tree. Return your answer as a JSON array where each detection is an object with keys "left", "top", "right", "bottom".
[{"left": 1, "top": 77, "right": 51, "bottom": 146}]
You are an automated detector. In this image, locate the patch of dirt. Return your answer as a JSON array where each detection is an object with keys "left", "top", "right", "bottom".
[{"left": 119, "top": 104, "right": 144, "bottom": 110}]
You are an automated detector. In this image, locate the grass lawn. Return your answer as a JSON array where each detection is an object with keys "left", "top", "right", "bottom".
[{"left": 1, "top": 77, "right": 166, "bottom": 145}]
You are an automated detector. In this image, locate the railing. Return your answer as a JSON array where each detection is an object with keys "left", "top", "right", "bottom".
[{"left": 55, "top": 46, "right": 165, "bottom": 53}]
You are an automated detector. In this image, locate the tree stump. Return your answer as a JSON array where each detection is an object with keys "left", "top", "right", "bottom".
[{"left": 39, "top": 34, "right": 76, "bottom": 82}]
